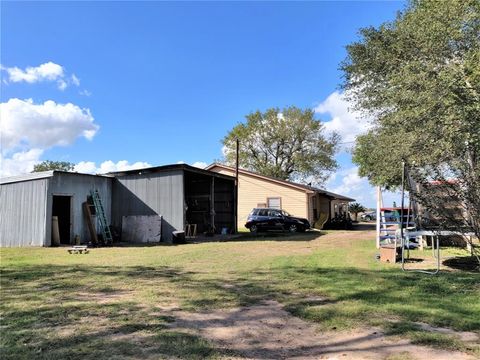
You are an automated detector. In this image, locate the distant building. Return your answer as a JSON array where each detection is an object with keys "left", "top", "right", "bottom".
[{"left": 206, "top": 163, "right": 354, "bottom": 229}]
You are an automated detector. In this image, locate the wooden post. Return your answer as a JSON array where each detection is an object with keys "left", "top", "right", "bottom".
[
  {"left": 83, "top": 202, "right": 98, "bottom": 245},
  {"left": 52, "top": 216, "right": 60, "bottom": 246},
  {"left": 210, "top": 176, "right": 215, "bottom": 233}
]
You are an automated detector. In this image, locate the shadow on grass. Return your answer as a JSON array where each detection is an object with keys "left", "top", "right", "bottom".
[
  {"left": 1, "top": 262, "right": 479, "bottom": 359},
  {"left": 443, "top": 256, "right": 480, "bottom": 272},
  {"left": 234, "top": 230, "right": 322, "bottom": 242},
  {"left": 280, "top": 266, "right": 480, "bottom": 333}
]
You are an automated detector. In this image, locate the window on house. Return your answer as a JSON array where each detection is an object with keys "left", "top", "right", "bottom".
[{"left": 267, "top": 197, "right": 281, "bottom": 209}]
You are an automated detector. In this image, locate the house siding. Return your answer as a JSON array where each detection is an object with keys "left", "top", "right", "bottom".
[{"left": 210, "top": 167, "right": 308, "bottom": 228}]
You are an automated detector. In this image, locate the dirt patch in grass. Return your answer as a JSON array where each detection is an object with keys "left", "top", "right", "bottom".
[
  {"left": 169, "top": 300, "right": 477, "bottom": 360},
  {"left": 413, "top": 322, "right": 479, "bottom": 343}
]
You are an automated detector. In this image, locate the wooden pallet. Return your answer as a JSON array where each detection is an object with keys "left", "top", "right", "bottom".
[{"left": 68, "top": 246, "right": 89, "bottom": 254}]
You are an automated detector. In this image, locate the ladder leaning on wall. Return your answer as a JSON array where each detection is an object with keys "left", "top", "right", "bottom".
[{"left": 89, "top": 189, "right": 113, "bottom": 245}]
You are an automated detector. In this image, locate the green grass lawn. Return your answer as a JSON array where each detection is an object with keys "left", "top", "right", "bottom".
[{"left": 1, "top": 233, "right": 479, "bottom": 359}]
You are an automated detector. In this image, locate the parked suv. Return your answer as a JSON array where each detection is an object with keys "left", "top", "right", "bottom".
[
  {"left": 361, "top": 211, "right": 376, "bottom": 221},
  {"left": 245, "top": 208, "right": 310, "bottom": 233}
]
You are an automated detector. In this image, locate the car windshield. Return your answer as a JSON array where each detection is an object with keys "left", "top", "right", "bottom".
[{"left": 281, "top": 210, "right": 291, "bottom": 216}]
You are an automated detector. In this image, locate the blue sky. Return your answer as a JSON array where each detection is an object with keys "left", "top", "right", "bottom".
[{"left": 1, "top": 1, "right": 404, "bottom": 207}]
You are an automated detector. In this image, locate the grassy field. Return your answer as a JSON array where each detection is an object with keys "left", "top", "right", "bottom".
[{"left": 1, "top": 231, "right": 479, "bottom": 359}]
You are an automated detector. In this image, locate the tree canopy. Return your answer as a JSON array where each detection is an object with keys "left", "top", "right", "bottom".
[
  {"left": 222, "top": 106, "right": 339, "bottom": 184},
  {"left": 349, "top": 202, "right": 366, "bottom": 222},
  {"left": 343, "top": 0, "right": 480, "bottom": 259},
  {"left": 32, "top": 160, "right": 75, "bottom": 172},
  {"left": 342, "top": 0, "right": 479, "bottom": 188}
]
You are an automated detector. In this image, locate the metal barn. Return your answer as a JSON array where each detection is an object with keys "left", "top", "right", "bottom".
[
  {"left": 110, "top": 164, "right": 236, "bottom": 243},
  {"left": 0, "top": 164, "right": 236, "bottom": 246},
  {"left": 0, "top": 171, "right": 112, "bottom": 247}
]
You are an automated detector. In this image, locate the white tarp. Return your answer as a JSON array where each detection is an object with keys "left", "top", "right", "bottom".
[{"left": 121, "top": 215, "right": 162, "bottom": 243}]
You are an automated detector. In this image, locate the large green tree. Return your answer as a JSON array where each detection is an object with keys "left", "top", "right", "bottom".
[
  {"left": 343, "top": 0, "right": 479, "bottom": 187},
  {"left": 32, "top": 160, "right": 75, "bottom": 172},
  {"left": 343, "top": 0, "right": 480, "bottom": 260},
  {"left": 222, "top": 106, "right": 339, "bottom": 184}
]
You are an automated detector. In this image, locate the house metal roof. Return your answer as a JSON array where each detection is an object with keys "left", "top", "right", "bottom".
[
  {"left": 1, "top": 164, "right": 234, "bottom": 185},
  {"left": 206, "top": 163, "right": 355, "bottom": 202},
  {"left": 107, "top": 163, "right": 236, "bottom": 181},
  {"left": 0, "top": 170, "right": 112, "bottom": 185},
  {"left": 0, "top": 171, "right": 55, "bottom": 185}
]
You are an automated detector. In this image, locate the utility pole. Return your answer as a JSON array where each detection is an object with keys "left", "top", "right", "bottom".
[
  {"left": 376, "top": 186, "right": 382, "bottom": 249},
  {"left": 235, "top": 138, "right": 239, "bottom": 233}
]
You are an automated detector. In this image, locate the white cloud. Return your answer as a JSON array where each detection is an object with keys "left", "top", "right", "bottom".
[
  {"left": 0, "top": 98, "right": 99, "bottom": 178},
  {"left": 326, "top": 166, "right": 376, "bottom": 204},
  {"left": 221, "top": 145, "right": 229, "bottom": 157},
  {"left": 328, "top": 167, "right": 366, "bottom": 197},
  {"left": 177, "top": 160, "right": 208, "bottom": 169},
  {"left": 326, "top": 166, "right": 400, "bottom": 208},
  {"left": 5, "top": 62, "right": 64, "bottom": 83},
  {"left": 79, "top": 89, "right": 92, "bottom": 97},
  {"left": 73, "top": 160, "right": 152, "bottom": 174},
  {"left": 71, "top": 74, "right": 80, "bottom": 86},
  {"left": 57, "top": 79, "right": 68, "bottom": 91},
  {"left": 1, "top": 98, "right": 99, "bottom": 152},
  {"left": 0, "top": 149, "right": 44, "bottom": 177},
  {"left": 315, "top": 91, "right": 373, "bottom": 147},
  {"left": 191, "top": 161, "right": 208, "bottom": 169},
  {"left": 98, "top": 160, "right": 151, "bottom": 174},
  {"left": 1, "top": 62, "right": 80, "bottom": 90},
  {"left": 73, "top": 161, "right": 97, "bottom": 174}
]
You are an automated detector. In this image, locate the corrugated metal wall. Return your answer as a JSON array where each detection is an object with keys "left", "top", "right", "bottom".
[
  {"left": 47, "top": 173, "right": 112, "bottom": 245},
  {"left": 112, "top": 170, "right": 184, "bottom": 242},
  {"left": 0, "top": 178, "right": 49, "bottom": 247}
]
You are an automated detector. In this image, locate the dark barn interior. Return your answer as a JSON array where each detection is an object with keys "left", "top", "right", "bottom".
[
  {"left": 184, "top": 170, "right": 235, "bottom": 235},
  {"left": 52, "top": 195, "right": 71, "bottom": 244}
]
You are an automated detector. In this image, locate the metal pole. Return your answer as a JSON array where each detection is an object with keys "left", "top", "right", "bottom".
[
  {"left": 400, "top": 161, "right": 405, "bottom": 265},
  {"left": 235, "top": 139, "right": 239, "bottom": 184},
  {"left": 235, "top": 138, "right": 239, "bottom": 233},
  {"left": 376, "top": 186, "right": 381, "bottom": 249}
]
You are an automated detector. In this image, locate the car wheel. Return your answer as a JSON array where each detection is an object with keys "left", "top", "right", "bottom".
[
  {"left": 250, "top": 224, "right": 258, "bottom": 233},
  {"left": 365, "top": 216, "right": 371, "bottom": 221},
  {"left": 288, "top": 224, "right": 297, "bottom": 233}
]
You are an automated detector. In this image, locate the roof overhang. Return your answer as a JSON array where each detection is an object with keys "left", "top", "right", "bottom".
[
  {"left": 0, "top": 170, "right": 113, "bottom": 185},
  {"left": 109, "top": 163, "right": 235, "bottom": 181},
  {"left": 206, "top": 163, "right": 355, "bottom": 201}
]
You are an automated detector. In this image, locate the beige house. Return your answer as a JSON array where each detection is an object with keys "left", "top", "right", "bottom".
[{"left": 206, "top": 164, "right": 354, "bottom": 230}]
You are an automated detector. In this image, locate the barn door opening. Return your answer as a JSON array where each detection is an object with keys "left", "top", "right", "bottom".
[
  {"left": 184, "top": 172, "right": 211, "bottom": 234},
  {"left": 52, "top": 195, "right": 72, "bottom": 245}
]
